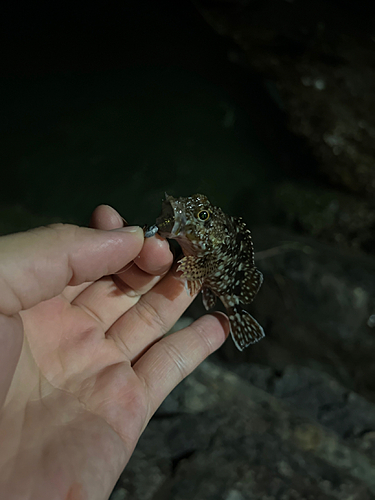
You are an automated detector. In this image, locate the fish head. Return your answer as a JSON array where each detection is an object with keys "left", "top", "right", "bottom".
[{"left": 156, "top": 193, "right": 228, "bottom": 255}]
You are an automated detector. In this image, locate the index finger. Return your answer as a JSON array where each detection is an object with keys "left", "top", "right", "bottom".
[
  {"left": 90, "top": 204, "right": 173, "bottom": 275},
  {"left": 0, "top": 224, "right": 144, "bottom": 316}
]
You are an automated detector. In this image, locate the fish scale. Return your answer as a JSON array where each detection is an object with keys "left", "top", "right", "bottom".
[{"left": 146, "top": 193, "right": 264, "bottom": 351}]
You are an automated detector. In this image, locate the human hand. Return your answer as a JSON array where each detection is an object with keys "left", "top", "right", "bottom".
[{"left": 0, "top": 205, "right": 229, "bottom": 500}]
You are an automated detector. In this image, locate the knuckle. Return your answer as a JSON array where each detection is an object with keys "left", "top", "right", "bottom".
[
  {"left": 189, "top": 320, "right": 214, "bottom": 358},
  {"left": 46, "top": 223, "right": 80, "bottom": 240},
  {"left": 161, "top": 338, "right": 189, "bottom": 380},
  {"left": 134, "top": 298, "right": 169, "bottom": 334},
  {"left": 33, "top": 223, "right": 79, "bottom": 246}
]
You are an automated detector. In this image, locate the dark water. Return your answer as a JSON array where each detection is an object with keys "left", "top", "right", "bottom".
[{"left": 0, "top": 0, "right": 294, "bottom": 233}]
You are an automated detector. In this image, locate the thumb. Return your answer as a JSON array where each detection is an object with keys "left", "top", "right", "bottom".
[{"left": 0, "top": 223, "right": 144, "bottom": 316}]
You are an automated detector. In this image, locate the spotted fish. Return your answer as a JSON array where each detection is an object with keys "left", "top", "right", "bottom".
[{"left": 146, "top": 193, "right": 264, "bottom": 350}]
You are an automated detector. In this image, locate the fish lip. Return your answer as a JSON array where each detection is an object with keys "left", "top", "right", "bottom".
[
  {"left": 169, "top": 197, "right": 187, "bottom": 236},
  {"left": 156, "top": 196, "right": 187, "bottom": 238},
  {"left": 170, "top": 212, "right": 186, "bottom": 236}
]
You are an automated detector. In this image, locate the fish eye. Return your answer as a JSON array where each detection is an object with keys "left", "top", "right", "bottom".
[{"left": 197, "top": 210, "right": 210, "bottom": 221}]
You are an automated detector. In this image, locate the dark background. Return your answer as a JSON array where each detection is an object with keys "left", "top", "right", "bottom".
[
  {"left": 1, "top": 0, "right": 286, "bottom": 230},
  {"left": 2, "top": 0, "right": 375, "bottom": 498}
]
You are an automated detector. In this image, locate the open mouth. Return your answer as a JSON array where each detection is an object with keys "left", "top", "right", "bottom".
[
  {"left": 155, "top": 196, "right": 186, "bottom": 238},
  {"left": 170, "top": 215, "right": 186, "bottom": 237}
]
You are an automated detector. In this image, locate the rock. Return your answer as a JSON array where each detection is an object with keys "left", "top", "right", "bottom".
[
  {"left": 230, "top": 362, "right": 375, "bottom": 461},
  {"left": 111, "top": 361, "right": 375, "bottom": 500},
  {"left": 195, "top": 0, "right": 375, "bottom": 198},
  {"left": 274, "top": 182, "right": 375, "bottom": 254},
  {"left": 219, "top": 227, "right": 375, "bottom": 401}
]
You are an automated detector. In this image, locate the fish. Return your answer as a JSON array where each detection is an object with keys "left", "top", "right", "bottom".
[{"left": 145, "top": 193, "right": 264, "bottom": 350}]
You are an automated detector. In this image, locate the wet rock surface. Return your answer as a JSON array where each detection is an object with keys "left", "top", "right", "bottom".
[
  {"left": 111, "top": 361, "right": 375, "bottom": 500},
  {"left": 235, "top": 227, "right": 375, "bottom": 398}
]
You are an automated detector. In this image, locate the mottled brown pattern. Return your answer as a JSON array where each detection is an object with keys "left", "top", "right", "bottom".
[{"left": 151, "top": 194, "right": 264, "bottom": 350}]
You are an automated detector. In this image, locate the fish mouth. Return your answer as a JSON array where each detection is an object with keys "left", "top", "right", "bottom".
[
  {"left": 156, "top": 195, "right": 186, "bottom": 238},
  {"left": 170, "top": 216, "right": 186, "bottom": 236}
]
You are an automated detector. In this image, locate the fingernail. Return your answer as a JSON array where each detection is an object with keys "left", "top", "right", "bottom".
[{"left": 111, "top": 226, "right": 141, "bottom": 233}]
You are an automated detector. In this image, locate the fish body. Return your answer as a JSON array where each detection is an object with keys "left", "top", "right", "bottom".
[{"left": 153, "top": 193, "right": 264, "bottom": 350}]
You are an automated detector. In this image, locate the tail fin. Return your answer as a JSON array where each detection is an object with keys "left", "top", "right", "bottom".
[{"left": 227, "top": 305, "right": 265, "bottom": 351}]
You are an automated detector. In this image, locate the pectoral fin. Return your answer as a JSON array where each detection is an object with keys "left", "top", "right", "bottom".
[{"left": 177, "top": 256, "right": 208, "bottom": 296}]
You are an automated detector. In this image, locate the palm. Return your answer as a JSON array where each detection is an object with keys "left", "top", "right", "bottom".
[{"left": 22, "top": 288, "right": 148, "bottom": 444}]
